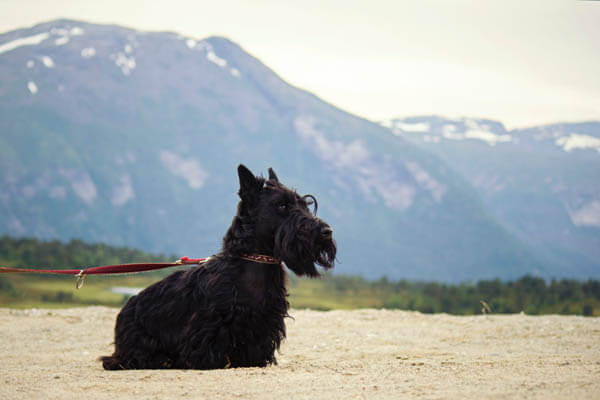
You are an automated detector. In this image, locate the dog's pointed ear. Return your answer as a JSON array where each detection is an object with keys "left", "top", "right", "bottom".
[
  {"left": 238, "top": 164, "right": 261, "bottom": 200},
  {"left": 268, "top": 167, "right": 279, "bottom": 182}
]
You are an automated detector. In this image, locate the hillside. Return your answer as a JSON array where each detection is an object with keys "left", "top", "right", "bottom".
[
  {"left": 0, "top": 19, "right": 584, "bottom": 281},
  {"left": 383, "top": 116, "right": 600, "bottom": 279}
]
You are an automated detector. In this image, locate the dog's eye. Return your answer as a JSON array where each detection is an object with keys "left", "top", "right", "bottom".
[{"left": 278, "top": 203, "right": 288, "bottom": 212}]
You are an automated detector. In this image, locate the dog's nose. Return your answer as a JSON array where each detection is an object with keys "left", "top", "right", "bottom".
[{"left": 320, "top": 226, "right": 333, "bottom": 238}]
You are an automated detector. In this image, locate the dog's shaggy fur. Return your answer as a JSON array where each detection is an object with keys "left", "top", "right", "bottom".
[{"left": 101, "top": 165, "right": 336, "bottom": 369}]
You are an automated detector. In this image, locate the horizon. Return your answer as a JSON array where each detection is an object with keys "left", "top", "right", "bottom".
[{"left": 1, "top": 0, "right": 599, "bottom": 129}]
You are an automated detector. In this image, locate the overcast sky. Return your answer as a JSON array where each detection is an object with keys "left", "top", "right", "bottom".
[{"left": 1, "top": 0, "right": 599, "bottom": 128}]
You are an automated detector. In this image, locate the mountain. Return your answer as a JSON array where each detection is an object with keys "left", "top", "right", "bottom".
[
  {"left": 0, "top": 19, "right": 560, "bottom": 282},
  {"left": 382, "top": 116, "right": 600, "bottom": 279}
]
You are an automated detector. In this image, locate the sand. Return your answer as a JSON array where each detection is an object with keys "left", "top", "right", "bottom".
[{"left": 1, "top": 307, "right": 599, "bottom": 399}]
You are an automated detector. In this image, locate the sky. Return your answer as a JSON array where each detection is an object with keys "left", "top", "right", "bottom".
[{"left": 1, "top": 0, "right": 599, "bottom": 128}]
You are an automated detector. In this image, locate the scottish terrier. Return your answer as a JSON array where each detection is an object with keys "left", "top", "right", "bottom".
[{"left": 101, "top": 165, "right": 336, "bottom": 370}]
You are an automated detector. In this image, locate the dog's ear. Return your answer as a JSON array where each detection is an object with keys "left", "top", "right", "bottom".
[
  {"left": 237, "top": 164, "right": 261, "bottom": 201},
  {"left": 268, "top": 167, "right": 279, "bottom": 182}
]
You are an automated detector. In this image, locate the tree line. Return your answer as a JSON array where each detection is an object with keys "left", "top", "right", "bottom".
[
  {"left": 310, "top": 274, "right": 599, "bottom": 315},
  {"left": 0, "top": 235, "right": 172, "bottom": 269},
  {"left": 1, "top": 236, "right": 599, "bottom": 315}
]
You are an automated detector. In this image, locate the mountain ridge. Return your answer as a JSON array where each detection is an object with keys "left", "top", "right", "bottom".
[
  {"left": 382, "top": 115, "right": 600, "bottom": 279},
  {"left": 1, "top": 19, "right": 594, "bottom": 281}
]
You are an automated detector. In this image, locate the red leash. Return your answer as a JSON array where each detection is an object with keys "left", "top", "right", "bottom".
[{"left": 0, "top": 256, "right": 209, "bottom": 289}]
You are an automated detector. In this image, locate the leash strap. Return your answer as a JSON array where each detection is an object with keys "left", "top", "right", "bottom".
[
  {"left": 0, "top": 254, "right": 280, "bottom": 289},
  {"left": 0, "top": 257, "right": 209, "bottom": 289}
]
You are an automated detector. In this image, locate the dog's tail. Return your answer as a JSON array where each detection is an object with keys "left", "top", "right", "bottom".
[{"left": 100, "top": 355, "right": 124, "bottom": 370}]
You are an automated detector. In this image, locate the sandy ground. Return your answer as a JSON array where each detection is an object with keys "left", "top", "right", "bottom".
[{"left": 1, "top": 307, "right": 599, "bottom": 400}]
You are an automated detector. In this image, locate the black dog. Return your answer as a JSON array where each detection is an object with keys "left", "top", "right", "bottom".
[{"left": 101, "top": 165, "right": 336, "bottom": 369}]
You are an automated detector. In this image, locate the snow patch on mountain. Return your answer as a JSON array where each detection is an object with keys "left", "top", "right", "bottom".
[
  {"left": 185, "top": 39, "right": 197, "bottom": 49},
  {"left": 55, "top": 36, "right": 69, "bottom": 46},
  {"left": 40, "top": 56, "right": 54, "bottom": 68},
  {"left": 111, "top": 52, "right": 136, "bottom": 75},
  {"left": 59, "top": 168, "right": 97, "bottom": 205},
  {"left": 207, "top": 49, "right": 227, "bottom": 68},
  {"left": 27, "top": 81, "right": 38, "bottom": 94},
  {"left": 443, "top": 119, "right": 512, "bottom": 146},
  {"left": 384, "top": 118, "right": 513, "bottom": 146},
  {"left": 379, "top": 120, "right": 393, "bottom": 129},
  {"left": 380, "top": 120, "right": 430, "bottom": 134},
  {"left": 568, "top": 200, "right": 600, "bottom": 228},
  {"left": 294, "top": 115, "right": 369, "bottom": 168},
  {"left": 374, "top": 177, "right": 416, "bottom": 211},
  {"left": 159, "top": 151, "right": 208, "bottom": 189},
  {"left": 50, "top": 26, "right": 84, "bottom": 36},
  {"left": 295, "top": 115, "right": 417, "bottom": 211},
  {"left": 0, "top": 32, "right": 50, "bottom": 55},
  {"left": 398, "top": 122, "right": 431, "bottom": 133},
  {"left": 111, "top": 175, "right": 135, "bottom": 206},
  {"left": 51, "top": 26, "right": 83, "bottom": 47},
  {"left": 181, "top": 39, "right": 239, "bottom": 77},
  {"left": 198, "top": 42, "right": 227, "bottom": 68},
  {"left": 81, "top": 47, "right": 96, "bottom": 58},
  {"left": 555, "top": 134, "right": 600, "bottom": 153},
  {"left": 405, "top": 161, "right": 447, "bottom": 202}
]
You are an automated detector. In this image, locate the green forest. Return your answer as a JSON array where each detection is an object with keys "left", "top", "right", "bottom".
[{"left": 1, "top": 236, "right": 599, "bottom": 316}]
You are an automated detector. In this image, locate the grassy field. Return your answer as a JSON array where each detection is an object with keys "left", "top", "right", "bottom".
[
  {"left": 2, "top": 271, "right": 599, "bottom": 316},
  {"left": 2, "top": 237, "right": 599, "bottom": 315},
  {"left": 1, "top": 272, "right": 381, "bottom": 310},
  {"left": 1, "top": 274, "right": 155, "bottom": 309}
]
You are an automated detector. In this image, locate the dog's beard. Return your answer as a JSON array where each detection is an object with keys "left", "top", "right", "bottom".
[
  {"left": 315, "top": 238, "right": 336, "bottom": 270},
  {"left": 274, "top": 214, "right": 336, "bottom": 277}
]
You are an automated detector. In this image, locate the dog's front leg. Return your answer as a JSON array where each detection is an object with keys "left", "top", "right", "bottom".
[{"left": 181, "top": 324, "right": 234, "bottom": 369}]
